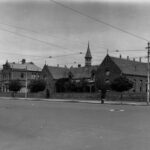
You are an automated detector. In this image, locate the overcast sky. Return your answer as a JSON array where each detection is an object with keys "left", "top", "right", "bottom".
[{"left": 0, "top": 0, "right": 150, "bottom": 68}]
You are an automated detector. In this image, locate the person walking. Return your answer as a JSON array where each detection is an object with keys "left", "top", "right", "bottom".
[{"left": 101, "top": 89, "right": 106, "bottom": 104}]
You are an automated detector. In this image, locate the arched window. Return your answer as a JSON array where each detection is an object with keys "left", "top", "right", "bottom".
[
  {"left": 91, "top": 69, "right": 96, "bottom": 80},
  {"left": 146, "top": 83, "right": 147, "bottom": 92},
  {"left": 105, "top": 70, "right": 110, "bottom": 76}
]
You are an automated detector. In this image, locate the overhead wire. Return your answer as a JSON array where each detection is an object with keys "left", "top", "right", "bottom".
[
  {"left": 0, "top": 27, "right": 70, "bottom": 50},
  {"left": 0, "top": 22, "right": 105, "bottom": 50},
  {"left": 0, "top": 22, "right": 86, "bottom": 47},
  {"left": 0, "top": 1, "right": 148, "bottom": 67},
  {"left": 50, "top": 0, "right": 149, "bottom": 42}
]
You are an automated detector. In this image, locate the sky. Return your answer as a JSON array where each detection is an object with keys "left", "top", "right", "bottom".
[{"left": 0, "top": 0, "right": 150, "bottom": 68}]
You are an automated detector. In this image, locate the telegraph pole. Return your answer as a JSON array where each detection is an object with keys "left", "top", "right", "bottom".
[
  {"left": 25, "top": 66, "right": 28, "bottom": 99},
  {"left": 146, "top": 42, "right": 150, "bottom": 105}
]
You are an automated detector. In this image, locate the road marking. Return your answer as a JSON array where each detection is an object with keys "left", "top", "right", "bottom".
[
  {"left": 109, "top": 109, "right": 115, "bottom": 112},
  {"left": 120, "top": 109, "right": 125, "bottom": 112},
  {"left": 109, "top": 109, "right": 125, "bottom": 112}
]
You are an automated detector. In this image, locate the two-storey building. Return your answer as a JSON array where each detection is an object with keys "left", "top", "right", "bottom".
[{"left": 1, "top": 59, "right": 42, "bottom": 93}]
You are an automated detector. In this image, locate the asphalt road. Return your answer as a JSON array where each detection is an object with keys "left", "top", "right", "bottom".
[{"left": 0, "top": 98, "right": 150, "bottom": 150}]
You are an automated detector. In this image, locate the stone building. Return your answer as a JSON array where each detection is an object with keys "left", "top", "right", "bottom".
[
  {"left": 42, "top": 65, "right": 69, "bottom": 96},
  {"left": 0, "top": 59, "right": 42, "bottom": 93},
  {"left": 96, "top": 54, "right": 147, "bottom": 93},
  {"left": 42, "top": 43, "right": 98, "bottom": 95}
]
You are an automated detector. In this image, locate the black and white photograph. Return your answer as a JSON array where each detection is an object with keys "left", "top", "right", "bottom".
[{"left": 0, "top": 0, "right": 150, "bottom": 149}]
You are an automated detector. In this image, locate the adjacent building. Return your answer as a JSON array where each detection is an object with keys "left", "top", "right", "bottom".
[
  {"left": 0, "top": 59, "right": 42, "bottom": 93},
  {"left": 96, "top": 54, "right": 147, "bottom": 93}
]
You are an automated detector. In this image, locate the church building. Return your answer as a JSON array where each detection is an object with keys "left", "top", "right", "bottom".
[{"left": 42, "top": 42, "right": 98, "bottom": 95}]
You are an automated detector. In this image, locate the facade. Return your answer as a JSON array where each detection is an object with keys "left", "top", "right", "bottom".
[
  {"left": 42, "top": 43, "right": 98, "bottom": 95},
  {"left": 42, "top": 65, "right": 69, "bottom": 96},
  {"left": 1, "top": 59, "right": 42, "bottom": 93},
  {"left": 42, "top": 44, "right": 148, "bottom": 96},
  {"left": 96, "top": 54, "right": 147, "bottom": 93}
]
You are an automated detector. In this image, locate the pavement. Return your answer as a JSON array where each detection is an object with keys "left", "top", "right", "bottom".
[
  {"left": 0, "top": 97, "right": 150, "bottom": 150},
  {"left": 0, "top": 96, "right": 149, "bottom": 106}
]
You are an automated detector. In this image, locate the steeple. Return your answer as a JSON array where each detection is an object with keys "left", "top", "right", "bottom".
[{"left": 85, "top": 42, "right": 92, "bottom": 67}]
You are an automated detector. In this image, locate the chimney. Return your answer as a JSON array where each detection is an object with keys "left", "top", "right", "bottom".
[
  {"left": 78, "top": 64, "right": 81, "bottom": 68},
  {"left": 133, "top": 58, "right": 135, "bottom": 61},
  {"left": 119, "top": 54, "right": 122, "bottom": 59},
  {"left": 139, "top": 57, "right": 141, "bottom": 62},
  {"left": 127, "top": 56, "right": 129, "bottom": 60},
  {"left": 22, "top": 59, "right": 26, "bottom": 64},
  {"left": 57, "top": 64, "right": 59, "bottom": 67}
]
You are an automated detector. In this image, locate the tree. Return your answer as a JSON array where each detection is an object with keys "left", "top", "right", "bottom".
[
  {"left": 8, "top": 79, "right": 22, "bottom": 96},
  {"left": 55, "top": 78, "right": 69, "bottom": 92},
  {"left": 28, "top": 79, "right": 46, "bottom": 93},
  {"left": 111, "top": 76, "right": 133, "bottom": 100}
]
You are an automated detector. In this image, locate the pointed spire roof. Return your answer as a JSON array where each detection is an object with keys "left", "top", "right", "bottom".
[{"left": 85, "top": 42, "right": 92, "bottom": 58}]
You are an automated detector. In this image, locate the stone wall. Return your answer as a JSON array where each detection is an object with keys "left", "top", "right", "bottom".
[
  {"left": 106, "top": 91, "right": 146, "bottom": 102},
  {"left": 51, "top": 92, "right": 100, "bottom": 100},
  {"left": 0, "top": 91, "right": 147, "bottom": 102}
]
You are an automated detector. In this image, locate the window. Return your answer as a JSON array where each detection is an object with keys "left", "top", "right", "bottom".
[
  {"left": 21, "top": 73, "right": 24, "bottom": 78},
  {"left": 105, "top": 70, "right": 110, "bottom": 76},
  {"left": 105, "top": 79, "right": 110, "bottom": 84},
  {"left": 140, "top": 80, "right": 143, "bottom": 92},
  {"left": 32, "top": 73, "right": 36, "bottom": 79},
  {"left": 91, "top": 70, "right": 96, "bottom": 80}
]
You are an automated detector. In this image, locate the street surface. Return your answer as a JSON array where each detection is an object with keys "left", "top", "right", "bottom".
[{"left": 0, "top": 98, "right": 150, "bottom": 150}]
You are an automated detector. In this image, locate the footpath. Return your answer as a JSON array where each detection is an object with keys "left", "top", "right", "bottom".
[{"left": 0, "top": 96, "right": 149, "bottom": 106}]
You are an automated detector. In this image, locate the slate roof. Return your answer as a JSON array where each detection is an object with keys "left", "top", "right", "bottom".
[
  {"left": 45, "top": 65, "right": 98, "bottom": 80},
  {"left": 70, "top": 65, "right": 98, "bottom": 79},
  {"left": 9, "top": 62, "right": 42, "bottom": 72},
  {"left": 47, "top": 66, "right": 69, "bottom": 79},
  {"left": 110, "top": 56, "right": 147, "bottom": 76}
]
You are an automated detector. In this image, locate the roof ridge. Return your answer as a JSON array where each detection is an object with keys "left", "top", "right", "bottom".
[{"left": 110, "top": 55, "right": 146, "bottom": 64}]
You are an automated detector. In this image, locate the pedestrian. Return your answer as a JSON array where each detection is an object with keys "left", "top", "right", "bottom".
[{"left": 101, "top": 89, "right": 106, "bottom": 104}]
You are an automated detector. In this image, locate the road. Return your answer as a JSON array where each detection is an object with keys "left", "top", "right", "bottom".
[{"left": 0, "top": 98, "right": 150, "bottom": 150}]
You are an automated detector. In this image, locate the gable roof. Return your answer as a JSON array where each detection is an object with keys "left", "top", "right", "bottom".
[
  {"left": 46, "top": 66, "right": 69, "bottom": 79},
  {"left": 109, "top": 55, "right": 147, "bottom": 76},
  {"left": 70, "top": 65, "right": 98, "bottom": 79},
  {"left": 44, "top": 65, "right": 98, "bottom": 80},
  {"left": 9, "top": 62, "right": 42, "bottom": 72}
]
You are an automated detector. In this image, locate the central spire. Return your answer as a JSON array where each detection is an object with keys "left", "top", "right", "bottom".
[{"left": 85, "top": 42, "right": 92, "bottom": 67}]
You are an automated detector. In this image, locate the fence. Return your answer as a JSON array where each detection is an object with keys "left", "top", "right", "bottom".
[{"left": 0, "top": 91, "right": 147, "bottom": 102}]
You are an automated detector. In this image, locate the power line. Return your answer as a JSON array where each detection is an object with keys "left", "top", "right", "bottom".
[
  {"left": 48, "top": 52, "right": 83, "bottom": 58},
  {"left": 115, "top": 49, "right": 146, "bottom": 52},
  {"left": 0, "top": 22, "right": 105, "bottom": 49},
  {"left": 0, "top": 22, "right": 85, "bottom": 47},
  {"left": 0, "top": 27, "right": 70, "bottom": 50},
  {"left": 50, "top": 0, "right": 149, "bottom": 42},
  {"left": 0, "top": 50, "right": 46, "bottom": 58}
]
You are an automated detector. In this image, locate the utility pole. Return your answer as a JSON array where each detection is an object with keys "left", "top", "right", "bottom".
[
  {"left": 146, "top": 42, "right": 150, "bottom": 105},
  {"left": 25, "top": 66, "right": 28, "bottom": 99}
]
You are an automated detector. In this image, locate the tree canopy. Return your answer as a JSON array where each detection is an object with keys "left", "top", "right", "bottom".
[
  {"left": 111, "top": 76, "right": 133, "bottom": 93},
  {"left": 9, "top": 79, "right": 22, "bottom": 92},
  {"left": 28, "top": 79, "right": 46, "bottom": 93}
]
